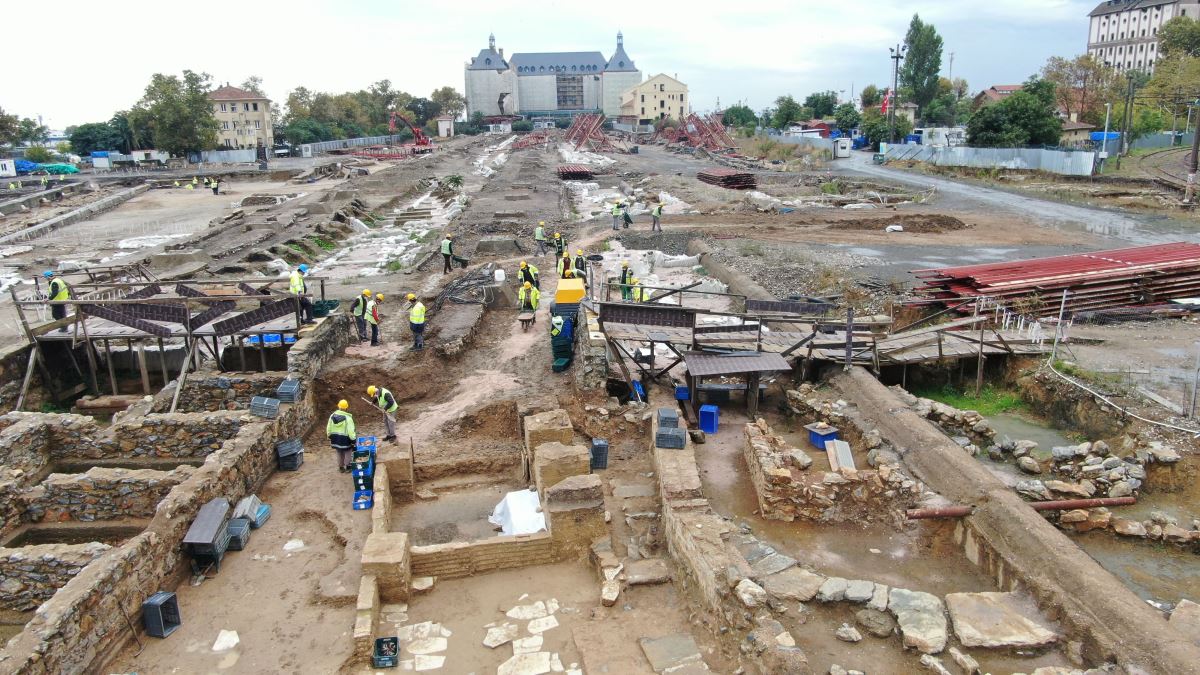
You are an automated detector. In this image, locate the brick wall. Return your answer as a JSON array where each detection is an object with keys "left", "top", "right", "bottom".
[
  {"left": 0, "top": 542, "right": 111, "bottom": 611},
  {"left": 410, "top": 533, "right": 556, "bottom": 579},
  {"left": 22, "top": 467, "right": 195, "bottom": 523}
]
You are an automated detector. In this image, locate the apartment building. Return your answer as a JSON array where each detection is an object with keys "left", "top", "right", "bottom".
[
  {"left": 619, "top": 74, "right": 689, "bottom": 124},
  {"left": 1086, "top": 0, "right": 1200, "bottom": 72},
  {"left": 208, "top": 84, "right": 274, "bottom": 150}
]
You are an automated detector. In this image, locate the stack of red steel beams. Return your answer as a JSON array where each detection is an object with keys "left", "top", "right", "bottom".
[
  {"left": 912, "top": 242, "right": 1200, "bottom": 316},
  {"left": 556, "top": 165, "right": 593, "bottom": 180},
  {"left": 513, "top": 130, "right": 553, "bottom": 150},
  {"left": 697, "top": 167, "right": 756, "bottom": 190}
]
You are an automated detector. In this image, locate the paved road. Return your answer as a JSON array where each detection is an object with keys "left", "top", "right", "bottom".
[{"left": 838, "top": 151, "right": 1198, "bottom": 247}]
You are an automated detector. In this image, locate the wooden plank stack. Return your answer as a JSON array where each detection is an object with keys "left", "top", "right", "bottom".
[{"left": 698, "top": 167, "right": 756, "bottom": 190}]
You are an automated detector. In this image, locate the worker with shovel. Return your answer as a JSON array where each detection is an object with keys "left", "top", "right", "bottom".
[{"left": 366, "top": 385, "right": 399, "bottom": 442}]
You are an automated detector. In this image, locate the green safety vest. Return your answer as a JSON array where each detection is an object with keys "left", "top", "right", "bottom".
[
  {"left": 375, "top": 388, "right": 398, "bottom": 413},
  {"left": 653, "top": 205, "right": 663, "bottom": 217},
  {"left": 352, "top": 295, "right": 368, "bottom": 317},
  {"left": 518, "top": 286, "right": 540, "bottom": 309},
  {"left": 289, "top": 270, "right": 305, "bottom": 295},
  {"left": 365, "top": 300, "right": 378, "bottom": 325},
  {"left": 534, "top": 226, "right": 546, "bottom": 241},
  {"left": 554, "top": 237, "right": 565, "bottom": 253},
  {"left": 518, "top": 265, "right": 538, "bottom": 283},
  {"left": 611, "top": 204, "right": 620, "bottom": 215},
  {"left": 326, "top": 410, "right": 356, "bottom": 438},
  {"left": 440, "top": 239, "right": 453, "bottom": 255},
  {"left": 49, "top": 278, "right": 70, "bottom": 301},
  {"left": 409, "top": 301, "right": 426, "bottom": 325},
  {"left": 619, "top": 268, "right": 633, "bottom": 285}
]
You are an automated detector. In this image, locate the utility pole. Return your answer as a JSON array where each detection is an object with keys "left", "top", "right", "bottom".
[
  {"left": 1100, "top": 102, "right": 1112, "bottom": 171},
  {"left": 948, "top": 51, "right": 954, "bottom": 83},
  {"left": 1116, "top": 72, "right": 1136, "bottom": 169},
  {"left": 888, "top": 44, "right": 907, "bottom": 144},
  {"left": 1185, "top": 98, "right": 1200, "bottom": 204}
]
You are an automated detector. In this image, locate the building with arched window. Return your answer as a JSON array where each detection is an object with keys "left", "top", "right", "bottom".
[{"left": 464, "top": 32, "right": 642, "bottom": 118}]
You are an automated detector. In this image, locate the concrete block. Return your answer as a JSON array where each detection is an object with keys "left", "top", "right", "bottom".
[
  {"left": 362, "top": 532, "right": 411, "bottom": 602},
  {"left": 547, "top": 475, "right": 606, "bottom": 557},
  {"left": 533, "top": 442, "right": 591, "bottom": 498},
  {"left": 546, "top": 474, "right": 603, "bottom": 505},
  {"left": 524, "top": 409, "right": 573, "bottom": 455},
  {"left": 372, "top": 464, "right": 392, "bottom": 534}
]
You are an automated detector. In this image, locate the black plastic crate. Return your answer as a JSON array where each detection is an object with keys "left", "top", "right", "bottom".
[
  {"left": 250, "top": 396, "right": 281, "bottom": 419},
  {"left": 657, "top": 407, "right": 679, "bottom": 429},
  {"left": 142, "top": 591, "right": 181, "bottom": 638},
  {"left": 278, "top": 451, "right": 304, "bottom": 471},
  {"left": 275, "top": 439, "right": 303, "bottom": 458},
  {"left": 655, "top": 427, "right": 687, "bottom": 449},
  {"left": 373, "top": 637, "right": 399, "bottom": 667},
  {"left": 226, "top": 518, "right": 251, "bottom": 551},
  {"left": 275, "top": 379, "right": 301, "bottom": 403},
  {"left": 352, "top": 471, "right": 374, "bottom": 491},
  {"left": 590, "top": 438, "right": 609, "bottom": 470}
]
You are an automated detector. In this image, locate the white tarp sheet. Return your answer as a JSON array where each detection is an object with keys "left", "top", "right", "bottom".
[{"left": 488, "top": 489, "right": 546, "bottom": 536}]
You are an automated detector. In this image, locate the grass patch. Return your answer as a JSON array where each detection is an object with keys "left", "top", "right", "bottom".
[
  {"left": 40, "top": 402, "right": 68, "bottom": 414},
  {"left": 820, "top": 180, "right": 844, "bottom": 195},
  {"left": 307, "top": 235, "right": 336, "bottom": 251},
  {"left": 385, "top": 260, "right": 403, "bottom": 272},
  {"left": 913, "top": 384, "right": 1028, "bottom": 417},
  {"left": 737, "top": 241, "right": 765, "bottom": 257}
]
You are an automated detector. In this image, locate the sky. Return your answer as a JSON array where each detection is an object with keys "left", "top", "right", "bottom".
[{"left": 5, "top": 0, "right": 1100, "bottom": 130}]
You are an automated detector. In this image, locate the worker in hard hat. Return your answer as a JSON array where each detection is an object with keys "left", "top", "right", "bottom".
[
  {"left": 43, "top": 270, "right": 71, "bottom": 332},
  {"left": 351, "top": 289, "right": 371, "bottom": 342},
  {"left": 553, "top": 232, "right": 566, "bottom": 257},
  {"left": 610, "top": 202, "right": 621, "bottom": 231},
  {"left": 326, "top": 400, "right": 356, "bottom": 472},
  {"left": 290, "top": 264, "right": 315, "bottom": 325},
  {"left": 366, "top": 293, "right": 383, "bottom": 346},
  {"left": 406, "top": 293, "right": 426, "bottom": 351},
  {"left": 651, "top": 201, "right": 663, "bottom": 231},
  {"left": 631, "top": 278, "right": 646, "bottom": 303},
  {"left": 518, "top": 261, "right": 540, "bottom": 289},
  {"left": 618, "top": 261, "right": 634, "bottom": 301},
  {"left": 534, "top": 221, "right": 548, "bottom": 256},
  {"left": 440, "top": 233, "right": 455, "bottom": 275},
  {"left": 557, "top": 252, "right": 573, "bottom": 280},
  {"left": 572, "top": 248, "right": 587, "bottom": 276},
  {"left": 518, "top": 281, "right": 540, "bottom": 313},
  {"left": 367, "top": 385, "right": 399, "bottom": 442}
]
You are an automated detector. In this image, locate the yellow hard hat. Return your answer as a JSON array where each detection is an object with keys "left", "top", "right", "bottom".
[
  {"left": 376, "top": 293, "right": 384, "bottom": 301},
  {"left": 563, "top": 252, "right": 570, "bottom": 258},
  {"left": 538, "top": 221, "right": 545, "bottom": 225},
  {"left": 362, "top": 289, "right": 371, "bottom": 296},
  {"left": 632, "top": 278, "right": 640, "bottom": 283},
  {"left": 622, "top": 261, "right": 629, "bottom": 267},
  {"left": 337, "top": 400, "right": 349, "bottom": 410},
  {"left": 406, "top": 293, "right": 416, "bottom": 301},
  {"left": 576, "top": 249, "right": 583, "bottom": 255},
  {"left": 523, "top": 281, "right": 532, "bottom": 289},
  {"left": 520, "top": 261, "right": 528, "bottom": 269},
  {"left": 367, "top": 386, "right": 377, "bottom": 396},
  {"left": 445, "top": 233, "right": 452, "bottom": 239},
  {"left": 554, "top": 232, "right": 561, "bottom": 238}
]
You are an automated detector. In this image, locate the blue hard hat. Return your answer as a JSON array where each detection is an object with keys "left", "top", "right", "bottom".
[
  {"left": 298, "top": 264, "right": 309, "bottom": 274},
  {"left": 42, "top": 271, "right": 53, "bottom": 278}
]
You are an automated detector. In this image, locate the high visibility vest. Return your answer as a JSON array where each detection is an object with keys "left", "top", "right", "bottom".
[
  {"left": 326, "top": 411, "right": 356, "bottom": 439},
  {"left": 611, "top": 204, "right": 620, "bottom": 216},
  {"left": 409, "top": 301, "right": 426, "bottom": 325},
  {"left": 633, "top": 284, "right": 645, "bottom": 301},
  {"left": 557, "top": 258, "right": 571, "bottom": 277},
  {"left": 289, "top": 270, "right": 306, "bottom": 295},
  {"left": 518, "top": 265, "right": 538, "bottom": 284},
  {"left": 192, "top": 177, "right": 198, "bottom": 185},
  {"left": 49, "top": 278, "right": 70, "bottom": 301},
  {"left": 554, "top": 238, "right": 565, "bottom": 254},
  {"left": 365, "top": 300, "right": 378, "bottom": 325},
  {"left": 351, "top": 295, "right": 368, "bottom": 317},
  {"left": 653, "top": 205, "right": 663, "bottom": 217},
  {"left": 619, "top": 268, "right": 633, "bottom": 285},
  {"left": 534, "top": 226, "right": 546, "bottom": 241},
  {"left": 440, "top": 239, "right": 453, "bottom": 255},
  {"left": 518, "top": 286, "right": 540, "bottom": 310},
  {"left": 173, "top": 180, "right": 180, "bottom": 187},
  {"left": 573, "top": 255, "right": 586, "bottom": 271},
  {"left": 375, "top": 388, "right": 398, "bottom": 413}
]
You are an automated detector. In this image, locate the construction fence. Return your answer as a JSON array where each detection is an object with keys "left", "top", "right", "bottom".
[
  {"left": 773, "top": 135, "right": 835, "bottom": 154},
  {"left": 886, "top": 145, "right": 1096, "bottom": 176},
  {"left": 299, "top": 134, "right": 408, "bottom": 157}
]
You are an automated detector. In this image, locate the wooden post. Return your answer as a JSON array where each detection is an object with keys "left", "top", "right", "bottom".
[
  {"left": 844, "top": 307, "right": 854, "bottom": 371},
  {"left": 238, "top": 336, "right": 247, "bottom": 372},
  {"left": 170, "top": 341, "right": 198, "bottom": 413},
  {"left": 16, "top": 350, "right": 38, "bottom": 412},
  {"left": 136, "top": 340, "right": 151, "bottom": 394},
  {"left": 747, "top": 372, "right": 761, "bottom": 418},
  {"left": 975, "top": 313, "right": 986, "bottom": 397},
  {"left": 77, "top": 311, "right": 101, "bottom": 395},
  {"left": 103, "top": 339, "right": 118, "bottom": 395},
  {"left": 156, "top": 337, "right": 169, "bottom": 386}
]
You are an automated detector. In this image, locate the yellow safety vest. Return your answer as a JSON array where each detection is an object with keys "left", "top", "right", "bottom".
[
  {"left": 326, "top": 411, "right": 356, "bottom": 438},
  {"left": 653, "top": 205, "right": 663, "bottom": 217},
  {"left": 518, "top": 286, "right": 540, "bottom": 309},
  {"left": 518, "top": 265, "right": 538, "bottom": 283},
  {"left": 534, "top": 226, "right": 546, "bottom": 241},
  {"left": 409, "top": 301, "right": 426, "bottom": 325},
  {"left": 611, "top": 204, "right": 620, "bottom": 215},
  {"left": 440, "top": 239, "right": 453, "bottom": 255},
  {"left": 375, "top": 388, "right": 398, "bottom": 413},
  {"left": 365, "top": 300, "right": 378, "bottom": 325},
  {"left": 289, "top": 270, "right": 305, "bottom": 295},
  {"left": 49, "top": 278, "right": 70, "bottom": 301},
  {"left": 352, "top": 295, "right": 368, "bottom": 317}
]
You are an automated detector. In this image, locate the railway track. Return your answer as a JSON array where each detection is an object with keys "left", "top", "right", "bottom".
[{"left": 1135, "top": 146, "right": 1193, "bottom": 192}]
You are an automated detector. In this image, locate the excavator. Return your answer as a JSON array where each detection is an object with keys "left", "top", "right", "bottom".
[{"left": 388, "top": 112, "right": 433, "bottom": 154}]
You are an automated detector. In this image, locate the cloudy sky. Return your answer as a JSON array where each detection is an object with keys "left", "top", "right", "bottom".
[{"left": 6, "top": 0, "right": 1097, "bottom": 130}]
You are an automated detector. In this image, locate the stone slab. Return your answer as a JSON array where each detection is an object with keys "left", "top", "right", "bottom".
[
  {"left": 749, "top": 552, "right": 797, "bottom": 579},
  {"left": 761, "top": 567, "right": 826, "bottom": 602},
  {"left": 889, "top": 588, "right": 947, "bottom": 654},
  {"left": 1170, "top": 599, "right": 1200, "bottom": 647},
  {"left": 625, "top": 558, "right": 673, "bottom": 586},
  {"left": 944, "top": 592, "right": 1058, "bottom": 649},
  {"left": 639, "top": 634, "right": 703, "bottom": 672}
]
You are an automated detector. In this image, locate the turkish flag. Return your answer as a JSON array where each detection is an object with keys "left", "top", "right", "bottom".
[{"left": 880, "top": 89, "right": 892, "bottom": 115}]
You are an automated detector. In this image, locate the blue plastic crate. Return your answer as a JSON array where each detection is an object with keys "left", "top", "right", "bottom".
[
  {"left": 226, "top": 518, "right": 251, "bottom": 551},
  {"left": 251, "top": 503, "right": 271, "bottom": 529},
  {"left": 263, "top": 333, "right": 282, "bottom": 346},
  {"left": 356, "top": 436, "right": 377, "bottom": 448},
  {"left": 275, "top": 439, "right": 303, "bottom": 458},
  {"left": 590, "top": 438, "right": 609, "bottom": 470},
  {"left": 632, "top": 380, "right": 646, "bottom": 402},
  {"left": 699, "top": 405, "right": 719, "bottom": 434},
  {"left": 245, "top": 335, "right": 261, "bottom": 345},
  {"left": 283, "top": 335, "right": 297, "bottom": 344},
  {"left": 805, "top": 423, "right": 840, "bottom": 451},
  {"left": 674, "top": 385, "right": 690, "bottom": 401},
  {"left": 353, "top": 490, "right": 374, "bottom": 510}
]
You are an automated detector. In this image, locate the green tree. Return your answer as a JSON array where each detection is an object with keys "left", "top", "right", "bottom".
[
  {"left": 860, "top": 109, "right": 911, "bottom": 149},
  {"left": 240, "top": 75, "right": 266, "bottom": 97},
  {"left": 803, "top": 91, "right": 838, "bottom": 118},
  {"left": 430, "top": 86, "right": 466, "bottom": 118},
  {"left": 132, "top": 70, "right": 219, "bottom": 155},
  {"left": 722, "top": 104, "right": 758, "bottom": 127},
  {"left": 17, "top": 118, "right": 48, "bottom": 146},
  {"left": 771, "top": 95, "right": 804, "bottom": 129},
  {"left": 1041, "top": 54, "right": 1119, "bottom": 125},
  {"left": 860, "top": 85, "right": 882, "bottom": 109},
  {"left": 1144, "top": 54, "right": 1200, "bottom": 126},
  {"left": 108, "top": 111, "right": 151, "bottom": 154},
  {"left": 24, "top": 146, "right": 54, "bottom": 162},
  {"left": 967, "top": 77, "right": 1062, "bottom": 147},
  {"left": 55, "top": 141, "right": 72, "bottom": 156},
  {"left": 900, "top": 14, "right": 944, "bottom": 113},
  {"left": 283, "top": 118, "right": 335, "bottom": 145},
  {"left": 833, "top": 103, "right": 861, "bottom": 133},
  {"left": 1159, "top": 16, "right": 1200, "bottom": 57},
  {"left": 69, "top": 122, "right": 123, "bottom": 155},
  {"left": 0, "top": 107, "right": 19, "bottom": 148},
  {"left": 405, "top": 97, "right": 440, "bottom": 126}
]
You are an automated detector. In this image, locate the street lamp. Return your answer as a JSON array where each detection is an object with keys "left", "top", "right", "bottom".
[{"left": 888, "top": 44, "right": 907, "bottom": 145}]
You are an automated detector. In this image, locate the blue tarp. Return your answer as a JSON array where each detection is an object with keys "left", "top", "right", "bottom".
[
  {"left": 1090, "top": 131, "right": 1120, "bottom": 141},
  {"left": 90, "top": 151, "right": 109, "bottom": 158},
  {"left": 14, "top": 160, "right": 38, "bottom": 174}
]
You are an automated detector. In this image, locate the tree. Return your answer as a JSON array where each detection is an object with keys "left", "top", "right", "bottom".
[
  {"left": 241, "top": 75, "right": 266, "bottom": 97},
  {"left": 860, "top": 85, "right": 881, "bottom": 109},
  {"left": 108, "top": 111, "right": 151, "bottom": 154},
  {"left": 900, "top": 14, "right": 944, "bottom": 113},
  {"left": 1159, "top": 16, "right": 1200, "bottom": 57},
  {"left": 803, "top": 91, "right": 838, "bottom": 118},
  {"left": 1041, "top": 54, "right": 1119, "bottom": 125},
  {"left": 430, "top": 86, "right": 466, "bottom": 119},
  {"left": 771, "top": 95, "right": 804, "bottom": 129},
  {"left": 132, "top": 70, "right": 219, "bottom": 155},
  {"left": 833, "top": 103, "right": 861, "bottom": 133},
  {"left": 404, "top": 98, "right": 440, "bottom": 126},
  {"left": 69, "top": 122, "right": 124, "bottom": 156},
  {"left": 55, "top": 141, "right": 72, "bottom": 156},
  {"left": 967, "top": 77, "right": 1062, "bottom": 147},
  {"left": 1144, "top": 53, "right": 1200, "bottom": 126},
  {"left": 0, "top": 107, "right": 19, "bottom": 148},
  {"left": 24, "top": 146, "right": 54, "bottom": 163},
  {"left": 860, "top": 109, "right": 911, "bottom": 149},
  {"left": 283, "top": 118, "right": 335, "bottom": 145},
  {"left": 722, "top": 104, "right": 757, "bottom": 127},
  {"left": 17, "top": 118, "right": 48, "bottom": 146}
]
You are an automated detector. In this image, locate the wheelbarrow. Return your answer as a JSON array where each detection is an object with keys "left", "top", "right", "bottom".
[{"left": 517, "top": 312, "right": 536, "bottom": 332}]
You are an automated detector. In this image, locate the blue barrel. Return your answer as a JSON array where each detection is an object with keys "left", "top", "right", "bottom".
[{"left": 699, "top": 405, "right": 719, "bottom": 434}]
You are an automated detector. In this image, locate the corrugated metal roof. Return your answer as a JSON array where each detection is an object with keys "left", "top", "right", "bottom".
[
  {"left": 683, "top": 351, "right": 792, "bottom": 378},
  {"left": 511, "top": 52, "right": 605, "bottom": 76}
]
